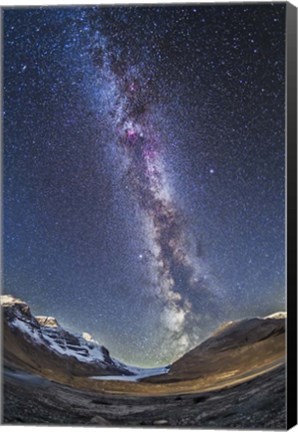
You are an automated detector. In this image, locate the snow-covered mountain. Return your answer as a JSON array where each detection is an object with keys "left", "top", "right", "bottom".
[{"left": 1, "top": 294, "right": 135, "bottom": 379}]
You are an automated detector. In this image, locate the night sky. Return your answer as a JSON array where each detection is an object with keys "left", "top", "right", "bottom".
[{"left": 3, "top": 4, "right": 285, "bottom": 366}]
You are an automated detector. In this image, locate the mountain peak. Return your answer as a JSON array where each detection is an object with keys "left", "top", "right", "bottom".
[
  {"left": 1, "top": 294, "right": 32, "bottom": 319},
  {"left": 82, "top": 332, "right": 94, "bottom": 342},
  {"left": 35, "top": 316, "right": 60, "bottom": 328},
  {"left": 265, "top": 311, "right": 287, "bottom": 319},
  {"left": 1, "top": 294, "right": 27, "bottom": 306}
]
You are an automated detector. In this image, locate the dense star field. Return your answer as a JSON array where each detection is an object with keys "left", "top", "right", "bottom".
[{"left": 3, "top": 4, "right": 285, "bottom": 366}]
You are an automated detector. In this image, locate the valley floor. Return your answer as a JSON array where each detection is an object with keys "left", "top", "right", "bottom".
[{"left": 2, "top": 364, "right": 286, "bottom": 428}]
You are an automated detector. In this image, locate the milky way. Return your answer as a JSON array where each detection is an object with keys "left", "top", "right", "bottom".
[
  {"left": 3, "top": 5, "right": 286, "bottom": 365},
  {"left": 86, "top": 29, "right": 226, "bottom": 354}
]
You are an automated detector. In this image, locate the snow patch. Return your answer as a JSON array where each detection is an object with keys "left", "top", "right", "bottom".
[
  {"left": 10, "top": 318, "right": 43, "bottom": 345},
  {"left": 41, "top": 333, "right": 105, "bottom": 363},
  {"left": 10, "top": 317, "right": 106, "bottom": 364}
]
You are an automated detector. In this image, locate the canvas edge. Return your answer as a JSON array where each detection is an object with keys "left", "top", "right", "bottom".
[{"left": 286, "top": 1, "right": 298, "bottom": 430}]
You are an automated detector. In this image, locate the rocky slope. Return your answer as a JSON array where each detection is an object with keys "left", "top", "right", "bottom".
[
  {"left": 1, "top": 294, "right": 133, "bottom": 380},
  {"left": 145, "top": 312, "right": 286, "bottom": 384}
]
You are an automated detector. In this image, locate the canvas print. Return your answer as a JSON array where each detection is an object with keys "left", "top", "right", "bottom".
[{"left": 2, "top": 2, "right": 292, "bottom": 428}]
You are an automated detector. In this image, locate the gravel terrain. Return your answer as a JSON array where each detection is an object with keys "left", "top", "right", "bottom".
[{"left": 3, "top": 364, "right": 286, "bottom": 429}]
